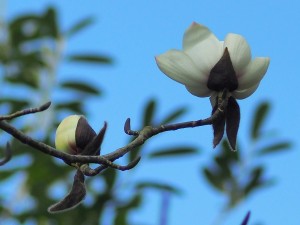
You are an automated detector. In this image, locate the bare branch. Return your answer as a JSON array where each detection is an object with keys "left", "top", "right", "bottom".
[
  {"left": 80, "top": 156, "right": 141, "bottom": 176},
  {"left": 0, "top": 102, "right": 51, "bottom": 121},
  {"left": 0, "top": 97, "right": 227, "bottom": 174}
]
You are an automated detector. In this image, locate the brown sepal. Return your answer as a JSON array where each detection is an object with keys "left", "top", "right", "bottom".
[
  {"left": 81, "top": 122, "right": 107, "bottom": 156},
  {"left": 75, "top": 117, "right": 97, "bottom": 154},
  {"left": 207, "top": 48, "right": 238, "bottom": 92},
  {"left": 212, "top": 101, "right": 226, "bottom": 148},
  {"left": 48, "top": 169, "right": 86, "bottom": 213},
  {"left": 226, "top": 97, "right": 240, "bottom": 151}
]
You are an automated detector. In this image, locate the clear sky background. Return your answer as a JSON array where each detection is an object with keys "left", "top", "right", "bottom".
[{"left": 5, "top": 1, "right": 300, "bottom": 225}]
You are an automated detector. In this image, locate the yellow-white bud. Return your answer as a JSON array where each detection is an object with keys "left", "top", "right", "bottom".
[{"left": 55, "top": 115, "right": 96, "bottom": 155}]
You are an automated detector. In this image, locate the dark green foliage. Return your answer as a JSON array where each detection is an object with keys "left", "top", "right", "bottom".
[
  {"left": 66, "top": 17, "right": 95, "bottom": 37},
  {"left": 148, "top": 147, "right": 199, "bottom": 159},
  {"left": 67, "top": 54, "right": 112, "bottom": 65},
  {"left": 251, "top": 102, "right": 270, "bottom": 140},
  {"left": 61, "top": 81, "right": 101, "bottom": 95},
  {"left": 136, "top": 181, "right": 182, "bottom": 195},
  {"left": 143, "top": 99, "right": 157, "bottom": 126},
  {"left": 256, "top": 141, "right": 291, "bottom": 155}
]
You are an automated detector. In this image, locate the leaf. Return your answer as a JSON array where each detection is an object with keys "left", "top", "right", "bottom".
[
  {"left": 61, "top": 81, "right": 101, "bottom": 95},
  {"left": 114, "top": 195, "right": 142, "bottom": 225},
  {"left": 256, "top": 141, "right": 292, "bottom": 156},
  {"left": 102, "top": 168, "right": 117, "bottom": 190},
  {"left": 160, "top": 108, "right": 187, "bottom": 124},
  {"left": 202, "top": 168, "right": 224, "bottom": 191},
  {"left": 244, "top": 167, "right": 264, "bottom": 195},
  {"left": 221, "top": 140, "right": 240, "bottom": 161},
  {"left": 214, "top": 156, "right": 232, "bottom": 178},
  {"left": 56, "top": 101, "right": 83, "bottom": 113},
  {"left": 136, "top": 181, "right": 181, "bottom": 195},
  {"left": 66, "top": 17, "right": 95, "bottom": 37},
  {"left": 251, "top": 102, "right": 270, "bottom": 140},
  {"left": 143, "top": 99, "right": 156, "bottom": 126},
  {"left": 43, "top": 7, "right": 59, "bottom": 39},
  {"left": 0, "top": 98, "right": 29, "bottom": 113},
  {"left": 67, "top": 54, "right": 112, "bottom": 65},
  {"left": 9, "top": 14, "right": 41, "bottom": 45},
  {"left": 148, "top": 147, "right": 198, "bottom": 159}
]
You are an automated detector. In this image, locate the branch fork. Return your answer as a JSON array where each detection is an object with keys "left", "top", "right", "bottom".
[{"left": 0, "top": 97, "right": 228, "bottom": 213}]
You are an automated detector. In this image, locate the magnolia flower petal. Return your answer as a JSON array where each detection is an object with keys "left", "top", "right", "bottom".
[
  {"left": 232, "top": 83, "right": 259, "bottom": 99},
  {"left": 55, "top": 115, "right": 81, "bottom": 152},
  {"left": 185, "top": 37, "right": 223, "bottom": 76},
  {"left": 224, "top": 33, "right": 251, "bottom": 73},
  {"left": 183, "top": 22, "right": 217, "bottom": 50},
  {"left": 238, "top": 57, "right": 270, "bottom": 90},
  {"left": 156, "top": 50, "right": 207, "bottom": 86},
  {"left": 185, "top": 84, "right": 212, "bottom": 97}
]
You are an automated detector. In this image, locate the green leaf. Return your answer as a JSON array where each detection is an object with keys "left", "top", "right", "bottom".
[
  {"left": 221, "top": 140, "right": 240, "bottom": 161},
  {"left": 0, "top": 98, "right": 29, "bottom": 113},
  {"left": 143, "top": 99, "right": 156, "bottom": 126},
  {"left": 66, "top": 17, "right": 94, "bottom": 37},
  {"left": 61, "top": 81, "right": 100, "bottom": 95},
  {"left": 9, "top": 14, "right": 41, "bottom": 45},
  {"left": 102, "top": 168, "right": 117, "bottom": 190},
  {"left": 244, "top": 166, "right": 264, "bottom": 195},
  {"left": 136, "top": 181, "right": 181, "bottom": 195},
  {"left": 257, "top": 141, "right": 292, "bottom": 156},
  {"left": 214, "top": 156, "right": 232, "bottom": 178},
  {"left": 67, "top": 54, "right": 112, "bottom": 64},
  {"left": 251, "top": 102, "right": 270, "bottom": 140},
  {"left": 160, "top": 108, "right": 187, "bottom": 124},
  {"left": 202, "top": 168, "right": 224, "bottom": 191},
  {"left": 43, "top": 7, "right": 59, "bottom": 39},
  {"left": 148, "top": 147, "right": 198, "bottom": 159},
  {"left": 56, "top": 101, "right": 83, "bottom": 113}
]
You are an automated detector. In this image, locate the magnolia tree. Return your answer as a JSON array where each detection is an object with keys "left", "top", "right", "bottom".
[{"left": 0, "top": 7, "right": 290, "bottom": 225}]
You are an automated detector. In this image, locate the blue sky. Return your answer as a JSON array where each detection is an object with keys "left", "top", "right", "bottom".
[{"left": 5, "top": 0, "right": 300, "bottom": 225}]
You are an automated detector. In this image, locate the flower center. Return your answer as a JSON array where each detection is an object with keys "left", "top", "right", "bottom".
[{"left": 207, "top": 47, "right": 238, "bottom": 92}]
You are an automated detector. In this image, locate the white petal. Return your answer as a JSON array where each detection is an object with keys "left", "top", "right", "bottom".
[
  {"left": 55, "top": 115, "right": 80, "bottom": 151},
  {"left": 238, "top": 57, "right": 270, "bottom": 90},
  {"left": 184, "top": 33, "right": 223, "bottom": 76},
  {"left": 224, "top": 33, "right": 251, "bottom": 73},
  {"left": 232, "top": 83, "right": 259, "bottom": 99},
  {"left": 183, "top": 22, "right": 217, "bottom": 50},
  {"left": 156, "top": 50, "right": 207, "bottom": 86},
  {"left": 185, "top": 84, "right": 212, "bottom": 97}
]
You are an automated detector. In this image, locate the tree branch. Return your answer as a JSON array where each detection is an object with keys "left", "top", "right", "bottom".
[{"left": 0, "top": 97, "right": 227, "bottom": 175}]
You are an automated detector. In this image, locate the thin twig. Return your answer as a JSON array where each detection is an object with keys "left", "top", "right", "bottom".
[{"left": 0, "top": 102, "right": 51, "bottom": 120}]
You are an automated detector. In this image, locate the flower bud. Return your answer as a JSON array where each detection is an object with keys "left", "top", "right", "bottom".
[{"left": 55, "top": 115, "right": 96, "bottom": 155}]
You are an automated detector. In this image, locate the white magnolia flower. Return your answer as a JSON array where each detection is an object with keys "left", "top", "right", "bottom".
[{"left": 156, "top": 22, "right": 270, "bottom": 100}]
